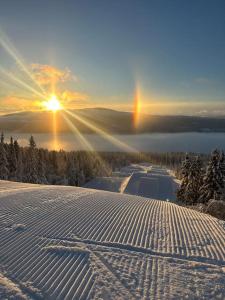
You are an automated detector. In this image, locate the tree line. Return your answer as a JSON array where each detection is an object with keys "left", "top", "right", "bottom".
[
  {"left": 177, "top": 149, "right": 225, "bottom": 205},
  {"left": 0, "top": 133, "right": 185, "bottom": 187},
  {"left": 0, "top": 133, "right": 113, "bottom": 185}
]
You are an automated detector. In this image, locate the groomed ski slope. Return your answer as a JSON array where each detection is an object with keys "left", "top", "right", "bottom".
[
  {"left": 84, "top": 164, "right": 178, "bottom": 201},
  {"left": 0, "top": 181, "right": 225, "bottom": 299},
  {"left": 123, "top": 165, "right": 177, "bottom": 201}
]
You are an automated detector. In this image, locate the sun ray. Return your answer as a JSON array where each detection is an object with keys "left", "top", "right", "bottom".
[
  {"left": 62, "top": 112, "right": 110, "bottom": 174},
  {"left": 0, "top": 65, "right": 46, "bottom": 100},
  {"left": 0, "top": 29, "right": 47, "bottom": 96},
  {"left": 0, "top": 75, "right": 15, "bottom": 90},
  {"left": 62, "top": 112, "right": 94, "bottom": 152},
  {"left": 64, "top": 109, "right": 138, "bottom": 153}
]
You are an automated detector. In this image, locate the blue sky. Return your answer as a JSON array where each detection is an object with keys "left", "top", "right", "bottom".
[{"left": 0, "top": 0, "right": 225, "bottom": 115}]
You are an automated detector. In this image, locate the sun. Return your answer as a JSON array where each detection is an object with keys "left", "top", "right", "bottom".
[{"left": 43, "top": 95, "right": 62, "bottom": 112}]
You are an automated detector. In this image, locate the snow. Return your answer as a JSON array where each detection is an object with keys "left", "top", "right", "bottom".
[
  {"left": 84, "top": 164, "right": 178, "bottom": 202},
  {"left": 122, "top": 165, "right": 178, "bottom": 201},
  {"left": 43, "top": 245, "right": 90, "bottom": 255},
  {"left": 0, "top": 272, "right": 28, "bottom": 299},
  {"left": 84, "top": 177, "right": 127, "bottom": 193},
  {"left": 0, "top": 272, "right": 42, "bottom": 299},
  {"left": 0, "top": 174, "right": 225, "bottom": 299},
  {"left": 11, "top": 224, "right": 26, "bottom": 231}
]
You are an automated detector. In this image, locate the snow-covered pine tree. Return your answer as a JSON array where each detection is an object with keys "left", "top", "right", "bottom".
[
  {"left": 219, "top": 150, "right": 225, "bottom": 173},
  {"left": 24, "top": 136, "right": 38, "bottom": 183},
  {"left": 37, "top": 149, "right": 48, "bottom": 184},
  {"left": 67, "top": 156, "right": 78, "bottom": 186},
  {"left": 13, "top": 140, "right": 20, "bottom": 160},
  {"left": 15, "top": 150, "right": 24, "bottom": 182},
  {"left": 8, "top": 137, "right": 17, "bottom": 180},
  {"left": 78, "top": 169, "right": 85, "bottom": 186},
  {"left": 185, "top": 156, "right": 203, "bottom": 205},
  {"left": 199, "top": 149, "right": 223, "bottom": 203},
  {"left": 50, "top": 151, "right": 58, "bottom": 175},
  {"left": 217, "top": 150, "right": 225, "bottom": 200},
  {"left": 213, "top": 149, "right": 224, "bottom": 199},
  {"left": 177, "top": 153, "right": 191, "bottom": 203},
  {"left": 0, "top": 134, "right": 9, "bottom": 180},
  {"left": 1, "top": 132, "right": 4, "bottom": 144},
  {"left": 13, "top": 139, "right": 23, "bottom": 181},
  {"left": 30, "top": 135, "right": 36, "bottom": 148}
]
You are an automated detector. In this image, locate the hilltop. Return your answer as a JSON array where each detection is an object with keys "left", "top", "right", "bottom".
[{"left": 1, "top": 108, "right": 225, "bottom": 133}]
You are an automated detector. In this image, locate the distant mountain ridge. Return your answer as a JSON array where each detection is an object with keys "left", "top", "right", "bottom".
[{"left": 1, "top": 107, "right": 225, "bottom": 133}]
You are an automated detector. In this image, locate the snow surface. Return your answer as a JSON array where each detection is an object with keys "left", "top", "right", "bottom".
[
  {"left": 0, "top": 176, "right": 225, "bottom": 299},
  {"left": 0, "top": 271, "right": 42, "bottom": 299},
  {"left": 0, "top": 272, "right": 28, "bottom": 299},
  {"left": 84, "top": 177, "right": 126, "bottom": 193},
  {"left": 85, "top": 164, "right": 178, "bottom": 201},
  {"left": 122, "top": 165, "right": 178, "bottom": 201}
]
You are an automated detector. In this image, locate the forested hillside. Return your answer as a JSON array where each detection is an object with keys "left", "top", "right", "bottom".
[{"left": 0, "top": 133, "right": 183, "bottom": 186}]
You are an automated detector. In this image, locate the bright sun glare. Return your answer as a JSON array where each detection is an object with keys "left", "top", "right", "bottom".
[{"left": 43, "top": 95, "right": 62, "bottom": 112}]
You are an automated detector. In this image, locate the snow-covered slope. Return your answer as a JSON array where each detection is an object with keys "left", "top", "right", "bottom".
[
  {"left": 0, "top": 181, "right": 225, "bottom": 299},
  {"left": 123, "top": 165, "right": 178, "bottom": 201},
  {"left": 84, "top": 164, "right": 178, "bottom": 201},
  {"left": 84, "top": 177, "right": 126, "bottom": 193}
]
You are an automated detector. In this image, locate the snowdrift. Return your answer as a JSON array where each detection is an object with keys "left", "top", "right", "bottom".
[{"left": 0, "top": 181, "right": 224, "bottom": 299}]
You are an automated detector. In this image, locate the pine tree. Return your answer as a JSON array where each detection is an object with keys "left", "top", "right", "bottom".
[
  {"left": 177, "top": 153, "right": 191, "bottom": 203},
  {"left": 50, "top": 151, "right": 58, "bottom": 175},
  {"left": 24, "top": 136, "right": 38, "bottom": 183},
  {"left": 0, "top": 135, "right": 9, "bottom": 180},
  {"left": 185, "top": 156, "right": 203, "bottom": 204},
  {"left": 8, "top": 137, "right": 17, "bottom": 180},
  {"left": 14, "top": 140, "right": 20, "bottom": 160},
  {"left": 10, "top": 140, "right": 24, "bottom": 182},
  {"left": 199, "top": 149, "right": 223, "bottom": 203},
  {"left": 29, "top": 135, "right": 36, "bottom": 148},
  {"left": 1, "top": 132, "right": 4, "bottom": 144},
  {"left": 217, "top": 150, "right": 225, "bottom": 200},
  {"left": 37, "top": 149, "right": 48, "bottom": 184},
  {"left": 78, "top": 169, "right": 85, "bottom": 186},
  {"left": 67, "top": 156, "right": 78, "bottom": 186},
  {"left": 16, "top": 150, "right": 24, "bottom": 182}
]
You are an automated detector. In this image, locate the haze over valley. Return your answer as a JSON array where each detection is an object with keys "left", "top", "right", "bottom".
[{"left": 2, "top": 108, "right": 225, "bottom": 134}]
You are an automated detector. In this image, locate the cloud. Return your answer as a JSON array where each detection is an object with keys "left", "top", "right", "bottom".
[
  {"left": 30, "top": 64, "right": 89, "bottom": 108},
  {"left": 0, "top": 96, "right": 38, "bottom": 113},
  {"left": 60, "top": 90, "right": 89, "bottom": 108},
  {"left": 61, "top": 90, "right": 87, "bottom": 101},
  {"left": 0, "top": 62, "right": 90, "bottom": 113},
  {"left": 0, "top": 90, "right": 89, "bottom": 113},
  {"left": 31, "top": 64, "right": 75, "bottom": 86}
]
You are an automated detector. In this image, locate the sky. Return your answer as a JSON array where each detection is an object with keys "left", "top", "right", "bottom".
[{"left": 0, "top": 0, "right": 225, "bottom": 115}]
